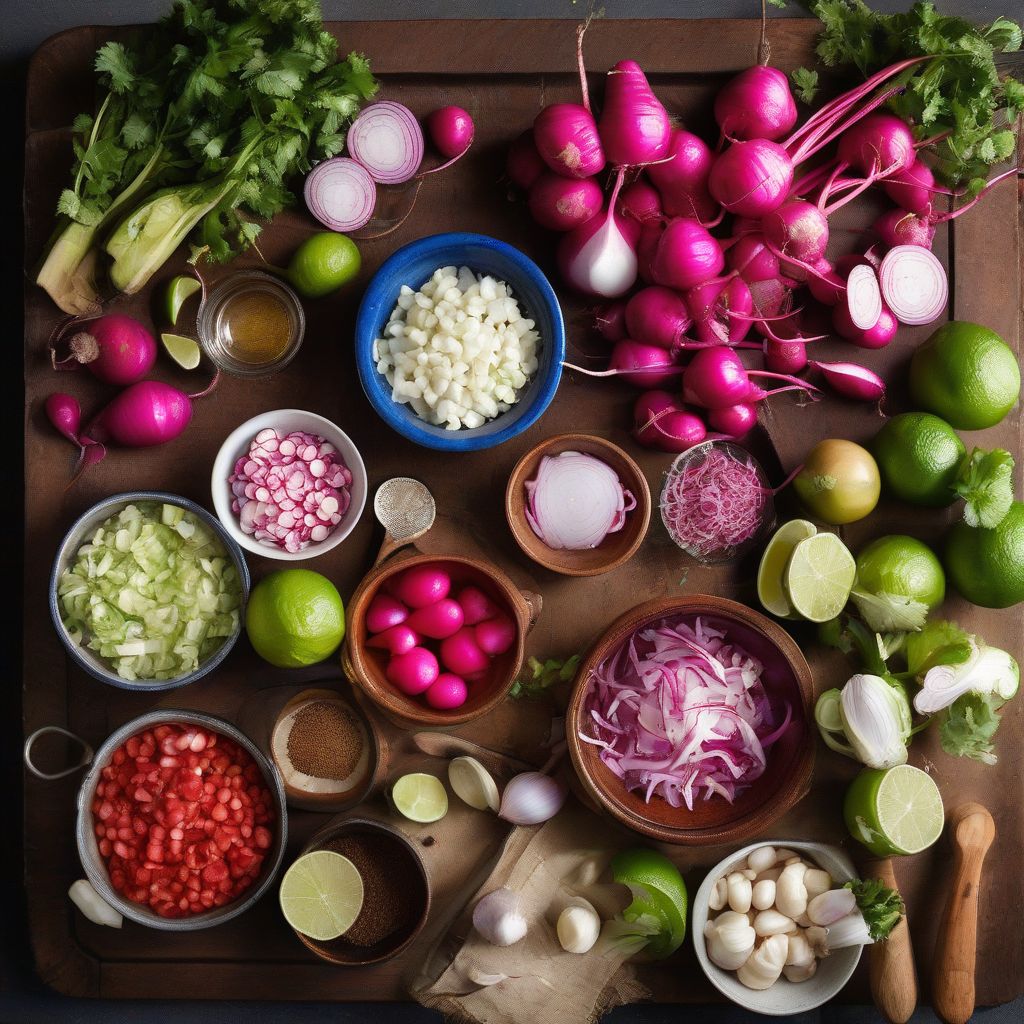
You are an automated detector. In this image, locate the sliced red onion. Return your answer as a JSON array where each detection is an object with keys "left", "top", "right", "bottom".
[
  {"left": 304, "top": 157, "right": 376, "bottom": 231},
  {"left": 347, "top": 101, "right": 425, "bottom": 185},
  {"left": 878, "top": 244, "right": 948, "bottom": 326},
  {"left": 845, "top": 264, "right": 882, "bottom": 331},
  {"left": 809, "top": 360, "right": 886, "bottom": 402},
  {"left": 525, "top": 451, "right": 635, "bottom": 551}
]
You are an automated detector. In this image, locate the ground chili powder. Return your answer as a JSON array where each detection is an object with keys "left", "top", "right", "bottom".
[{"left": 287, "top": 700, "right": 363, "bottom": 780}]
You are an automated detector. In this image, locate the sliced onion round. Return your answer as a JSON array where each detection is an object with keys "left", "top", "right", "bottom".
[
  {"left": 347, "top": 101, "right": 425, "bottom": 184},
  {"left": 304, "top": 157, "right": 376, "bottom": 231},
  {"left": 845, "top": 263, "right": 883, "bottom": 330},
  {"left": 879, "top": 244, "right": 948, "bottom": 326}
]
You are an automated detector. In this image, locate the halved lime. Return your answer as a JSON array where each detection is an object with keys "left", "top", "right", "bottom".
[
  {"left": 844, "top": 764, "right": 944, "bottom": 857},
  {"left": 784, "top": 532, "right": 856, "bottom": 623},
  {"left": 279, "top": 850, "right": 363, "bottom": 941},
  {"left": 163, "top": 275, "right": 202, "bottom": 326},
  {"left": 611, "top": 847, "right": 687, "bottom": 958},
  {"left": 757, "top": 519, "right": 818, "bottom": 618},
  {"left": 392, "top": 772, "right": 448, "bottom": 823},
  {"left": 448, "top": 756, "right": 499, "bottom": 812},
  {"left": 160, "top": 332, "right": 202, "bottom": 371}
]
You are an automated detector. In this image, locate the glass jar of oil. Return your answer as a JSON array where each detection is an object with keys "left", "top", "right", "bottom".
[{"left": 198, "top": 271, "right": 305, "bottom": 376}]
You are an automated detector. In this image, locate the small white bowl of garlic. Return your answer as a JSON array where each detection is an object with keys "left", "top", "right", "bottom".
[{"left": 692, "top": 841, "right": 864, "bottom": 1015}]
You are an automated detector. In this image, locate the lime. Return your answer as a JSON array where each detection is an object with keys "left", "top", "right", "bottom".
[
  {"left": 909, "top": 322, "right": 1021, "bottom": 430},
  {"left": 611, "top": 847, "right": 687, "bottom": 958},
  {"left": 287, "top": 232, "right": 361, "bottom": 299},
  {"left": 944, "top": 501, "right": 1024, "bottom": 609},
  {"left": 160, "top": 332, "right": 202, "bottom": 370},
  {"left": 245, "top": 570, "right": 345, "bottom": 668},
  {"left": 757, "top": 519, "right": 818, "bottom": 618},
  {"left": 279, "top": 850, "right": 364, "bottom": 941},
  {"left": 391, "top": 772, "right": 448, "bottom": 823},
  {"left": 855, "top": 535, "right": 945, "bottom": 610},
  {"left": 844, "top": 765, "right": 944, "bottom": 857},
  {"left": 872, "top": 412, "right": 966, "bottom": 507},
  {"left": 163, "top": 274, "right": 201, "bottom": 326},
  {"left": 783, "top": 532, "right": 857, "bottom": 623},
  {"left": 793, "top": 439, "right": 881, "bottom": 525}
]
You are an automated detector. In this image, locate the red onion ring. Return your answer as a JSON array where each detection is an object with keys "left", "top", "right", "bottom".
[
  {"left": 304, "top": 157, "right": 376, "bottom": 232},
  {"left": 347, "top": 101, "right": 425, "bottom": 185}
]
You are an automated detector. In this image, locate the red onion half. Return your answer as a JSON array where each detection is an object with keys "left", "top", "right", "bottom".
[
  {"left": 347, "top": 101, "right": 425, "bottom": 184},
  {"left": 304, "top": 157, "right": 376, "bottom": 231}
]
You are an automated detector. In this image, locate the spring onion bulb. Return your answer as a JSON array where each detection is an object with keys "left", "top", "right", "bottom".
[
  {"left": 347, "top": 101, "right": 425, "bottom": 184},
  {"left": 525, "top": 451, "right": 636, "bottom": 550},
  {"left": 304, "top": 158, "right": 377, "bottom": 231}
]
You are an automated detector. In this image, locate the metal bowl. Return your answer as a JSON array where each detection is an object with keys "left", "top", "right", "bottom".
[
  {"left": 49, "top": 491, "right": 250, "bottom": 691},
  {"left": 75, "top": 709, "right": 288, "bottom": 931}
]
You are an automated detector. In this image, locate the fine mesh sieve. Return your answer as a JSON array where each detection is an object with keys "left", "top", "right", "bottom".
[{"left": 373, "top": 477, "right": 436, "bottom": 561}]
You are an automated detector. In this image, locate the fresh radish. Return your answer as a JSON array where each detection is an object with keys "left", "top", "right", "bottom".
[
  {"left": 598, "top": 60, "right": 672, "bottom": 166},
  {"left": 426, "top": 106, "right": 475, "bottom": 159},
  {"left": 407, "top": 598, "right": 465, "bottom": 640},
  {"left": 347, "top": 101, "right": 424, "bottom": 184},
  {"left": 748, "top": 278, "right": 793, "bottom": 324},
  {"left": 632, "top": 390, "right": 708, "bottom": 452},
  {"left": 393, "top": 565, "right": 451, "bottom": 609},
  {"left": 878, "top": 244, "right": 948, "bottom": 325},
  {"left": 304, "top": 157, "right": 376, "bottom": 232},
  {"left": 51, "top": 313, "right": 156, "bottom": 385},
  {"left": 809, "top": 360, "right": 886, "bottom": 402},
  {"left": 528, "top": 173, "right": 604, "bottom": 231},
  {"left": 457, "top": 586, "right": 497, "bottom": 626},
  {"left": 707, "top": 401, "right": 758, "bottom": 438},
  {"left": 685, "top": 276, "right": 753, "bottom": 345},
  {"left": 636, "top": 222, "right": 663, "bottom": 284},
  {"left": 844, "top": 264, "right": 883, "bottom": 330},
  {"left": 708, "top": 139, "right": 794, "bottom": 217},
  {"left": 82, "top": 379, "right": 207, "bottom": 454},
  {"left": 365, "top": 593, "right": 408, "bottom": 634},
  {"left": 440, "top": 627, "right": 489, "bottom": 677},
  {"left": 507, "top": 131, "right": 545, "bottom": 190},
  {"left": 624, "top": 286, "right": 692, "bottom": 351},
  {"left": 836, "top": 113, "right": 915, "bottom": 178},
  {"left": 682, "top": 345, "right": 816, "bottom": 408},
  {"left": 647, "top": 129, "right": 718, "bottom": 222},
  {"left": 714, "top": 66, "right": 797, "bottom": 141},
  {"left": 765, "top": 337, "right": 808, "bottom": 375},
  {"left": 872, "top": 208, "right": 935, "bottom": 250},
  {"left": 367, "top": 623, "right": 420, "bottom": 657},
  {"left": 762, "top": 200, "right": 829, "bottom": 265},
  {"left": 475, "top": 614, "right": 516, "bottom": 656},
  {"left": 45, "top": 393, "right": 83, "bottom": 446},
  {"left": 727, "top": 234, "right": 782, "bottom": 284},
  {"left": 425, "top": 673, "right": 468, "bottom": 710},
  {"left": 594, "top": 301, "right": 628, "bottom": 342},
  {"left": 650, "top": 218, "right": 725, "bottom": 290},
  {"left": 618, "top": 178, "right": 664, "bottom": 224},
  {"left": 534, "top": 103, "right": 606, "bottom": 179},
  {"left": 882, "top": 159, "right": 938, "bottom": 216},
  {"left": 387, "top": 647, "right": 440, "bottom": 695},
  {"left": 807, "top": 259, "right": 845, "bottom": 305},
  {"left": 833, "top": 301, "right": 898, "bottom": 348},
  {"left": 607, "top": 339, "right": 679, "bottom": 387}
]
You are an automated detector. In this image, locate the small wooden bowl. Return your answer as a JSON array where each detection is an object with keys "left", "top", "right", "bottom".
[
  {"left": 505, "top": 433, "right": 651, "bottom": 577},
  {"left": 343, "top": 552, "right": 537, "bottom": 729},
  {"left": 567, "top": 596, "right": 814, "bottom": 846},
  {"left": 294, "top": 817, "right": 430, "bottom": 965}
]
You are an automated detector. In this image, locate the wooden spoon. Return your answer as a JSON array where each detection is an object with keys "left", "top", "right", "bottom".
[
  {"left": 933, "top": 803, "right": 996, "bottom": 1024},
  {"left": 866, "top": 856, "right": 917, "bottom": 1024}
]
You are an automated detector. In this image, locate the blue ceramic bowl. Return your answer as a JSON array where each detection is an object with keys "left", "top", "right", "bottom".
[{"left": 355, "top": 233, "right": 565, "bottom": 451}]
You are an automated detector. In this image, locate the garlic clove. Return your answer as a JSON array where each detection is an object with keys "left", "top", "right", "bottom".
[
  {"left": 709, "top": 876, "right": 728, "bottom": 912},
  {"left": 747, "top": 846, "right": 778, "bottom": 874},
  {"left": 803, "top": 868, "right": 833, "bottom": 901},
  {"left": 69, "top": 879, "right": 123, "bottom": 928},
  {"left": 473, "top": 888, "right": 529, "bottom": 946},
  {"left": 737, "top": 933, "right": 788, "bottom": 990},
  {"left": 726, "top": 872, "right": 753, "bottom": 914},
  {"left": 753, "top": 909, "right": 796, "bottom": 937},
  {"left": 775, "top": 862, "right": 809, "bottom": 919},
  {"left": 557, "top": 897, "right": 601, "bottom": 954},
  {"left": 751, "top": 879, "right": 776, "bottom": 911},
  {"left": 783, "top": 959, "right": 818, "bottom": 983}
]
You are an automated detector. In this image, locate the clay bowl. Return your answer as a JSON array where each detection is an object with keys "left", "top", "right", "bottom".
[
  {"left": 567, "top": 596, "right": 814, "bottom": 846},
  {"left": 293, "top": 817, "right": 430, "bottom": 965},
  {"left": 505, "top": 433, "right": 651, "bottom": 577},
  {"left": 343, "top": 552, "right": 537, "bottom": 729}
]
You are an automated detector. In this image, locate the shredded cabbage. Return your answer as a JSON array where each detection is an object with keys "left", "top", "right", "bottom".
[{"left": 58, "top": 502, "right": 242, "bottom": 681}]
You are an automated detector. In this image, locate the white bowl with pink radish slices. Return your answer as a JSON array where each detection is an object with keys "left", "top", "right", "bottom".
[{"left": 211, "top": 410, "right": 367, "bottom": 562}]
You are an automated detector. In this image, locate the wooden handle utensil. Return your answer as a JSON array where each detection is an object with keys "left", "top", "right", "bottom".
[
  {"left": 867, "top": 856, "right": 917, "bottom": 1024},
  {"left": 933, "top": 803, "right": 996, "bottom": 1024}
]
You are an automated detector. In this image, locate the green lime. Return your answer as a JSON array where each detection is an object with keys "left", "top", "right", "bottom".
[
  {"left": 287, "top": 232, "right": 361, "bottom": 298},
  {"left": 163, "top": 274, "right": 201, "bottom": 326},
  {"left": 872, "top": 412, "right": 966, "bottom": 507},
  {"left": 611, "top": 847, "right": 687, "bottom": 958},
  {"left": 793, "top": 439, "right": 881, "bottom": 525},
  {"left": 855, "top": 535, "right": 945, "bottom": 610},
  {"left": 944, "top": 501, "right": 1024, "bottom": 609},
  {"left": 245, "top": 569, "right": 345, "bottom": 668},
  {"left": 909, "top": 322, "right": 1021, "bottom": 430},
  {"left": 844, "top": 765, "right": 944, "bottom": 857},
  {"left": 783, "top": 532, "right": 857, "bottom": 623},
  {"left": 160, "top": 332, "right": 202, "bottom": 370},
  {"left": 279, "top": 850, "right": 364, "bottom": 941},
  {"left": 391, "top": 773, "right": 448, "bottom": 823},
  {"left": 757, "top": 519, "right": 818, "bottom": 618}
]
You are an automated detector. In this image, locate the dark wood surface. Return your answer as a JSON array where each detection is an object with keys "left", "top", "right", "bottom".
[{"left": 22, "top": 17, "right": 1023, "bottom": 1006}]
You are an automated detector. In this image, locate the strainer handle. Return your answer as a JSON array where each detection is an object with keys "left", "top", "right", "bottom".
[
  {"left": 24, "top": 726, "right": 94, "bottom": 781},
  {"left": 375, "top": 531, "right": 411, "bottom": 566}
]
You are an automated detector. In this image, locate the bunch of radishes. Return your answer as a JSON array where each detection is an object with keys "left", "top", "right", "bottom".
[{"left": 365, "top": 564, "right": 516, "bottom": 711}]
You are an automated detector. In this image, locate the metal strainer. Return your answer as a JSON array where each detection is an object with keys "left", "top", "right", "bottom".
[{"left": 373, "top": 477, "right": 436, "bottom": 562}]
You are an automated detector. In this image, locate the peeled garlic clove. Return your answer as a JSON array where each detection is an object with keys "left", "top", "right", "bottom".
[
  {"left": 737, "top": 934, "right": 788, "bottom": 990},
  {"left": 69, "top": 879, "right": 123, "bottom": 928},
  {"left": 803, "top": 868, "right": 833, "bottom": 901},
  {"left": 775, "top": 862, "right": 808, "bottom": 919},
  {"left": 753, "top": 909, "right": 796, "bottom": 937},
  {"left": 556, "top": 897, "right": 601, "bottom": 954},
  {"left": 727, "top": 872, "right": 752, "bottom": 914},
  {"left": 786, "top": 931, "right": 814, "bottom": 967},
  {"left": 473, "top": 888, "right": 528, "bottom": 946},
  {"left": 449, "top": 756, "right": 500, "bottom": 812},
  {"left": 808, "top": 887, "right": 857, "bottom": 926},
  {"left": 747, "top": 846, "right": 777, "bottom": 874},
  {"left": 751, "top": 879, "right": 776, "bottom": 911},
  {"left": 709, "top": 877, "right": 728, "bottom": 912},
  {"left": 498, "top": 772, "right": 567, "bottom": 825},
  {"left": 783, "top": 959, "right": 818, "bottom": 983}
]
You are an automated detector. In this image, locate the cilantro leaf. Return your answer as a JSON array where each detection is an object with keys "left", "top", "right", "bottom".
[
  {"left": 940, "top": 691, "right": 1002, "bottom": 763},
  {"left": 792, "top": 67, "right": 820, "bottom": 103},
  {"left": 850, "top": 589, "right": 930, "bottom": 633},
  {"left": 955, "top": 448, "right": 1015, "bottom": 528},
  {"left": 509, "top": 655, "right": 581, "bottom": 700},
  {"left": 845, "top": 878, "right": 904, "bottom": 941}
]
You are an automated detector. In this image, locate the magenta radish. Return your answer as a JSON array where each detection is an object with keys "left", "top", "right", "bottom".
[
  {"left": 833, "top": 301, "right": 898, "bottom": 348},
  {"left": 882, "top": 159, "right": 938, "bottom": 216},
  {"left": 304, "top": 157, "right": 377, "bottom": 232},
  {"left": 624, "top": 286, "right": 691, "bottom": 350},
  {"left": 618, "top": 178, "right": 664, "bottom": 224},
  {"left": 708, "top": 139, "right": 794, "bottom": 217},
  {"left": 598, "top": 60, "right": 672, "bottom": 166},
  {"left": 407, "top": 598, "right": 465, "bottom": 640},
  {"left": 707, "top": 401, "right": 758, "bottom": 438},
  {"left": 426, "top": 106, "right": 475, "bottom": 159},
  {"left": 646, "top": 129, "right": 718, "bottom": 222},
  {"left": 51, "top": 313, "right": 156, "bottom": 385},
  {"left": 365, "top": 594, "right": 408, "bottom": 634},
  {"left": 807, "top": 259, "right": 845, "bottom": 305},
  {"left": 386, "top": 646, "right": 440, "bottom": 695},
  {"left": 727, "top": 234, "right": 782, "bottom": 284},
  {"left": 440, "top": 627, "right": 489, "bottom": 677},
  {"left": 765, "top": 337, "right": 808, "bottom": 374},
  {"left": 607, "top": 339, "right": 679, "bottom": 387},
  {"left": 632, "top": 390, "right": 708, "bottom": 452},
  {"left": 347, "top": 101, "right": 424, "bottom": 184},
  {"left": 650, "top": 218, "right": 725, "bottom": 290},
  {"left": 475, "top": 615, "right": 516, "bottom": 656},
  {"left": 762, "top": 200, "right": 829, "bottom": 264},
  {"left": 836, "top": 113, "right": 915, "bottom": 178},
  {"left": 83, "top": 380, "right": 197, "bottom": 449},
  {"left": 367, "top": 623, "right": 420, "bottom": 657},
  {"left": 682, "top": 345, "right": 817, "bottom": 409},
  {"left": 685, "top": 276, "right": 753, "bottom": 345},
  {"left": 594, "top": 301, "right": 628, "bottom": 342},
  {"left": 456, "top": 586, "right": 497, "bottom": 626},
  {"left": 45, "top": 393, "right": 83, "bottom": 446},
  {"left": 872, "top": 208, "right": 936, "bottom": 249},
  {"left": 810, "top": 360, "right": 886, "bottom": 402},
  {"left": 533, "top": 103, "right": 606, "bottom": 179},
  {"left": 878, "top": 244, "right": 948, "bottom": 325},
  {"left": 425, "top": 673, "right": 468, "bottom": 710},
  {"left": 844, "top": 263, "right": 883, "bottom": 330},
  {"left": 636, "top": 223, "right": 663, "bottom": 284},
  {"left": 507, "top": 131, "right": 546, "bottom": 190},
  {"left": 528, "top": 172, "right": 603, "bottom": 231},
  {"left": 714, "top": 66, "right": 797, "bottom": 141},
  {"left": 393, "top": 565, "right": 451, "bottom": 609},
  {"left": 748, "top": 278, "right": 793, "bottom": 323}
]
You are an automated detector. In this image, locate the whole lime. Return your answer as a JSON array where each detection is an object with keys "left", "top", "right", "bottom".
[
  {"left": 871, "top": 412, "right": 965, "bottom": 507},
  {"left": 245, "top": 569, "right": 345, "bottom": 667},
  {"left": 909, "top": 322, "right": 1021, "bottom": 430},
  {"left": 855, "top": 535, "right": 945, "bottom": 609},
  {"left": 287, "top": 232, "right": 361, "bottom": 299},
  {"left": 944, "top": 501, "right": 1024, "bottom": 609}
]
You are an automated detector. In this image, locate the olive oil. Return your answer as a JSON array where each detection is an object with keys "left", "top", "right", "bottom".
[{"left": 220, "top": 290, "right": 292, "bottom": 364}]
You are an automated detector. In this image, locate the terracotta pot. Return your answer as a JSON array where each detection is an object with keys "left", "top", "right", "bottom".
[{"left": 567, "top": 595, "right": 814, "bottom": 846}]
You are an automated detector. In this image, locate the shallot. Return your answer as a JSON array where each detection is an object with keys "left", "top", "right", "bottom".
[{"left": 498, "top": 771, "right": 567, "bottom": 825}]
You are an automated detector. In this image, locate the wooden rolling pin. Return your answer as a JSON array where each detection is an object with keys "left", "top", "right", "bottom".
[
  {"left": 867, "top": 857, "right": 917, "bottom": 1024},
  {"left": 933, "top": 803, "right": 996, "bottom": 1024}
]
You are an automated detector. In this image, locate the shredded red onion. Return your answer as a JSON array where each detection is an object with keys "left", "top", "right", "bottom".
[
  {"left": 304, "top": 157, "right": 376, "bottom": 231},
  {"left": 347, "top": 101, "right": 425, "bottom": 185},
  {"left": 581, "top": 615, "right": 790, "bottom": 810}
]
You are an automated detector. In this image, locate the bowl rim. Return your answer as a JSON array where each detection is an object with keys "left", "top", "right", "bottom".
[
  {"left": 75, "top": 708, "right": 288, "bottom": 931},
  {"left": 354, "top": 231, "right": 566, "bottom": 452},
  {"left": 566, "top": 595, "right": 814, "bottom": 845},
  {"left": 209, "top": 408, "right": 368, "bottom": 562},
  {"left": 504, "top": 432, "right": 652, "bottom": 577},
  {"left": 49, "top": 491, "right": 251, "bottom": 692},
  {"left": 691, "top": 839, "right": 863, "bottom": 1015}
]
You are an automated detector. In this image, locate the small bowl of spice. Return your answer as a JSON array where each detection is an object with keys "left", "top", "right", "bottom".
[
  {"left": 660, "top": 440, "right": 776, "bottom": 564},
  {"left": 506, "top": 433, "right": 651, "bottom": 576},
  {"left": 285, "top": 817, "right": 430, "bottom": 965}
]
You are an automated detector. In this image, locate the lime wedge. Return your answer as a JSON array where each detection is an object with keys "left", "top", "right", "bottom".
[
  {"left": 784, "top": 532, "right": 856, "bottom": 623},
  {"left": 844, "top": 764, "right": 944, "bottom": 857},
  {"left": 757, "top": 519, "right": 818, "bottom": 618},
  {"left": 160, "top": 332, "right": 202, "bottom": 371},
  {"left": 611, "top": 847, "right": 687, "bottom": 958},
  {"left": 163, "top": 274, "right": 202, "bottom": 326},
  {"left": 448, "top": 756, "right": 500, "bottom": 812},
  {"left": 392, "top": 772, "right": 448, "bottom": 823},
  {"left": 279, "top": 850, "right": 363, "bottom": 941}
]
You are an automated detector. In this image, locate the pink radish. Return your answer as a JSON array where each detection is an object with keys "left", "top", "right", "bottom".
[
  {"left": 367, "top": 624, "right": 420, "bottom": 657},
  {"left": 878, "top": 244, "right": 948, "bottom": 325},
  {"left": 765, "top": 337, "right": 808, "bottom": 375},
  {"left": 651, "top": 218, "right": 725, "bottom": 290},
  {"left": 528, "top": 172, "right": 604, "bottom": 231},
  {"left": 365, "top": 594, "right": 408, "bottom": 634},
  {"left": 534, "top": 103, "right": 606, "bottom": 179},
  {"left": 598, "top": 60, "right": 672, "bottom": 166},
  {"left": 882, "top": 159, "right": 938, "bottom": 216},
  {"left": 426, "top": 106, "right": 474, "bottom": 159},
  {"left": 82, "top": 380, "right": 199, "bottom": 450},
  {"left": 833, "top": 302, "right": 899, "bottom": 348},
  {"left": 810, "top": 360, "right": 886, "bottom": 402},
  {"left": 45, "top": 393, "right": 83, "bottom": 446},
  {"left": 425, "top": 673, "right": 468, "bottom": 710},
  {"left": 714, "top": 66, "right": 798, "bottom": 141},
  {"left": 594, "top": 301, "right": 628, "bottom": 342},
  {"left": 685, "top": 276, "right": 753, "bottom": 345},
  {"left": 475, "top": 615, "right": 516, "bottom": 656},
  {"left": 647, "top": 129, "right": 718, "bottom": 222},
  {"left": 708, "top": 139, "right": 794, "bottom": 217},
  {"left": 683, "top": 345, "right": 817, "bottom": 409},
  {"left": 707, "top": 401, "right": 758, "bottom": 438},
  {"left": 807, "top": 259, "right": 845, "bottom": 305},
  {"left": 762, "top": 200, "right": 829, "bottom": 265},
  {"left": 632, "top": 390, "right": 708, "bottom": 452},
  {"left": 837, "top": 113, "right": 916, "bottom": 177},
  {"left": 407, "top": 598, "right": 465, "bottom": 640},
  {"left": 618, "top": 178, "right": 664, "bottom": 224},
  {"left": 51, "top": 313, "right": 156, "bottom": 385},
  {"left": 457, "top": 586, "right": 498, "bottom": 626},
  {"left": 608, "top": 340, "right": 679, "bottom": 387},
  {"left": 727, "top": 234, "right": 782, "bottom": 284},
  {"left": 440, "top": 627, "right": 489, "bottom": 677},
  {"left": 636, "top": 222, "right": 663, "bottom": 284},
  {"left": 387, "top": 647, "right": 439, "bottom": 695},
  {"left": 393, "top": 565, "right": 451, "bottom": 609},
  {"left": 624, "top": 286, "right": 692, "bottom": 351},
  {"left": 872, "top": 208, "right": 935, "bottom": 250},
  {"left": 507, "top": 131, "right": 545, "bottom": 190}
]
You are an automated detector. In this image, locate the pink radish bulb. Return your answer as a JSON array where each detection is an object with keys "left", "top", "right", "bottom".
[
  {"left": 807, "top": 259, "right": 845, "bottom": 306},
  {"left": 833, "top": 302, "right": 899, "bottom": 348},
  {"left": 393, "top": 565, "right": 451, "bottom": 609},
  {"left": 386, "top": 647, "right": 439, "bottom": 696},
  {"left": 748, "top": 278, "right": 793, "bottom": 323},
  {"left": 55, "top": 313, "right": 157, "bottom": 386},
  {"left": 457, "top": 586, "right": 498, "bottom": 626},
  {"left": 407, "top": 598, "right": 465, "bottom": 639},
  {"left": 618, "top": 178, "right": 664, "bottom": 224},
  {"left": 83, "top": 380, "right": 193, "bottom": 449},
  {"left": 609, "top": 339, "right": 679, "bottom": 388},
  {"left": 425, "top": 673, "right": 468, "bottom": 710},
  {"left": 834, "top": 253, "right": 873, "bottom": 279},
  {"left": 707, "top": 401, "right": 758, "bottom": 438},
  {"left": 534, "top": 103, "right": 606, "bottom": 179},
  {"left": 598, "top": 60, "right": 672, "bottom": 166},
  {"left": 594, "top": 301, "right": 628, "bottom": 342},
  {"left": 475, "top": 614, "right": 516, "bottom": 656},
  {"left": 557, "top": 183, "right": 640, "bottom": 298},
  {"left": 365, "top": 593, "right": 408, "bottom": 634},
  {"left": 624, "top": 286, "right": 692, "bottom": 351},
  {"left": 651, "top": 218, "right": 725, "bottom": 290},
  {"left": 872, "top": 208, "right": 935, "bottom": 250},
  {"left": 366, "top": 623, "right": 420, "bottom": 657},
  {"left": 810, "top": 360, "right": 886, "bottom": 402},
  {"left": 647, "top": 129, "right": 718, "bottom": 222},
  {"left": 837, "top": 113, "right": 915, "bottom": 177},
  {"left": 507, "top": 130, "right": 546, "bottom": 190},
  {"left": 426, "top": 106, "right": 474, "bottom": 159},
  {"left": 685, "top": 276, "right": 753, "bottom": 345},
  {"left": 762, "top": 200, "right": 829, "bottom": 264},
  {"left": 632, "top": 390, "right": 707, "bottom": 452},
  {"left": 727, "top": 234, "right": 782, "bottom": 284},
  {"left": 765, "top": 337, "right": 808, "bottom": 374},
  {"left": 714, "top": 66, "right": 797, "bottom": 141},
  {"left": 45, "top": 393, "right": 82, "bottom": 447},
  {"left": 682, "top": 345, "right": 757, "bottom": 409},
  {"left": 636, "top": 223, "right": 663, "bottom": 284},
  {"left": 708, "top": 139, "right": 794, "bottom": 217},
  {"left": 528, "top": 172, "right": 603, "bottom": 232},
  {"left": 882, "top": 159, "right": 936, "bottom": 216},
  {"left": 440, "top": 627, "right": 490, "bottom": 677}
]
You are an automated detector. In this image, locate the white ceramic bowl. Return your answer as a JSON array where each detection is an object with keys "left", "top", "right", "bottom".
[
  {"left": 692, "top": 840, "right": 863, "bottom": 1015},
  {"left": 211, "top": 409, "right": 367, "bottom": 562}
]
